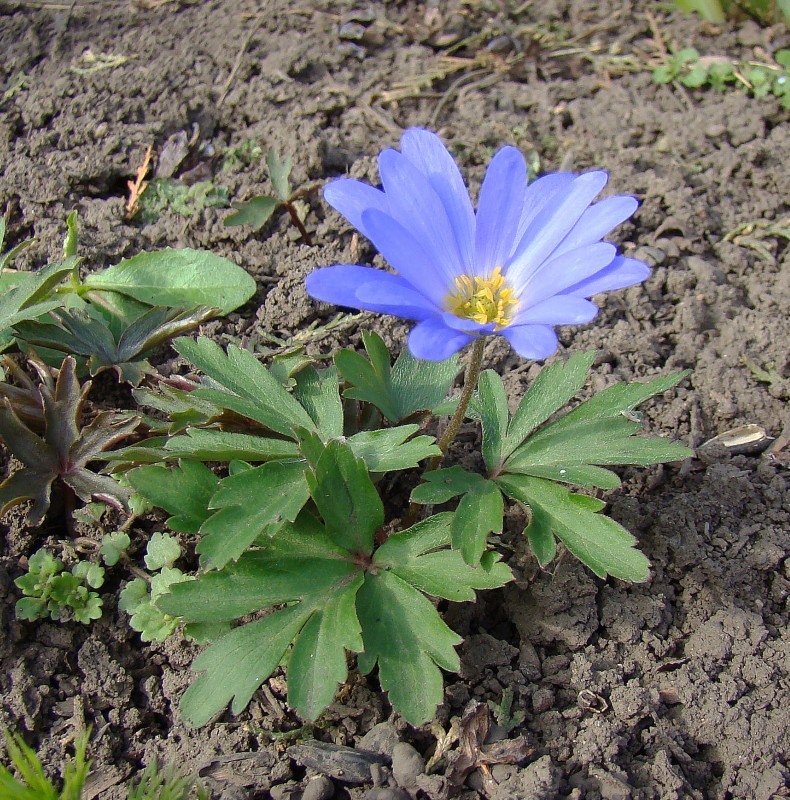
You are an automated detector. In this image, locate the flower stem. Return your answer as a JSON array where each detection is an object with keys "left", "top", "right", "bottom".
[
  {"left": 402, "top": 337, "right": 486, "bottom": 529},
  {"left": 433, "top": 336, "right": 486, "bottom": 466}
]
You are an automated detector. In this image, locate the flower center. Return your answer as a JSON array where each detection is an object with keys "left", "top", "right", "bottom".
[{"left": 445, "top": 267, "right": 520, "bottom": 329}]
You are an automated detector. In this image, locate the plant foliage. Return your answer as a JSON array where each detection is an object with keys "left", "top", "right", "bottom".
[{"left": 0, "top": 356, "right": 139, "bottom": 524}]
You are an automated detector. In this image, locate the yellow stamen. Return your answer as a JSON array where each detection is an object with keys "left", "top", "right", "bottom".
[{"left": 445, "top": 267, "right": 519, "bottom": 329}]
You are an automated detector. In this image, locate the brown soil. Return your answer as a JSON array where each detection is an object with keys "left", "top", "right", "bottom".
[{"left": 0, "top": 1, "right": 788, "bottom": 799}]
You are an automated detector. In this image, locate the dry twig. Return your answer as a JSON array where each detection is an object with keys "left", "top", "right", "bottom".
[{"left": 125, "top": 145, "right": 153, "bottom": 219}]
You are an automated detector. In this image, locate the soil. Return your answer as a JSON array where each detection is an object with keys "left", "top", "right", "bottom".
[{"left": 0, "top": 1, "right": 788, "bottom": 799}]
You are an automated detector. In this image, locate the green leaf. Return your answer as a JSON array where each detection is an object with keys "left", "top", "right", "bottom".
[
  {"left": 63, "top": 210, "right": 79, "bottom": 258},
  {"left": 305, "top": 440, "right": 383, "bottom": 554},
  {"left": 198, "top": 460, "right": 310, "bottom": 570},
  {"left": 175, "top": 337, "right": 315, "bottom": 436},
  {"left": 776, "top": 49, "right": 790, "bottom": 68},
  {"left": 409, "top": 465, "right": 487, "bottom": 505},
  {"left": 506, "top": 415, "right": 691, "bottom": 472},
  {"left": 524, "top": 502, "right": 557, "bottom": 567},
  {"left": 144, "top": 532, "right": 182, "bottom": 571},
  {"left": 475, "top": 370, "right": 509, "bottom": 471},
  {"left": 292, "top": 366, "right": 343, "bottom": 439},
  {"left": 374, "top": 513, "right": 513, "bottom": 601},
  {"left": 451, "top": 481, "right": 504, "bottom": 566},
  {"left": 497, "top": 475, "right": 650, "bottom": 581},
  {"left": 502, "top": 351, "right": 596, "bottom": 463},
  {"left": 348, "top": 425, "right": 440, "bottom": 472},
  {"left": 224, "top": 196, "right": 280, "bottom": 230},
  {"left": 502, "top": 370, "right": 692, "bottom": 480},
  {"left": 336, "top": 331, "right": 459, "bottom": 423},
  {"left": 120, "top": 572, "right": 188, "bottom": 642},
  {"left": 514, "top": 463, "right": 622, "bottom": 489},
  {"left": 0, "top": 258, "right": 75, "bottom": 350},
  {"left": 82, "top": 249, "right": 256, "bottom": 314},
  {"left": 267, "top": 148, "right": 292, "bottom": 201},
  {"left": 356, "top": 570, "right": 461, "bottom": 725},
  {"left": 127, "top": 461, "right": 220, "bottom": 533},
  {"left": 288, "top": 576, "right": 364, "bottom": 720},
  {"left": 180, "top": 604, "right": 311, "bottom": 726},
  {"left": 100, "top": 531, "right": 131, "bottom": 566},
  {"left": 163, "top": 429, "right": 299, "bottom": 462},
  {"left": 158, "top": 518, "right": 356, "bottom": 623}
]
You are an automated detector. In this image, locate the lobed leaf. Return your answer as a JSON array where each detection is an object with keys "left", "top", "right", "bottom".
[
  {"left": 305, "top": 439, "right": 383, "bottom": 554},
  {"left": 375, "top": 513, "right": 512, "bottom": 601},
  {"left": 197, "top": 460, "right": 310, "bottom": 570},
  {"left": 496, "top": 475, "right": 650, "bottom": 581},
  {"left": 180, "top": 604, "right": 312, "bottom": 726},
  {"left": 125, "top": 461, "right": 219, "bottom": 533},
  {"left": 348, "top": 425, "right": 440, "bottom": 472},
  {"left": 356, "top": 570, "right": 462, "bottom": 725},
  {"left": 175, "top": 337, "right": 315, "bottom": 436},
  {"left": 336, "top": 331, "right": 459, "bottom": 423},
  {"left": 287, "top": 576, "right": 364, "bottom": 720},
  {"left": 451, "top": 481, "right": 504, "bottom": 566},
  {"left": 409, "top": 465, "right": 487, "bottom": 505}
]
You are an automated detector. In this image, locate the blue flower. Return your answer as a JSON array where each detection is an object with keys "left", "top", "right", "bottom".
[{"left": 306, "top": 129, "right": 650, "bottom": 361}]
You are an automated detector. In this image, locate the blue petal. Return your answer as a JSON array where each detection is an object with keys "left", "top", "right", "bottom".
[
  {"left": 408, "top": 317, "right": 475, "bottom": 361},
  {"left": 475, "top": 146, "right": 527, "bottom": 276},
  {"left": 501, "top": 324, "right": 559, "bottom": 360},
  {"left": 400, "top": 129, "right": 476, "bottom": 274},
  {"left": 562, "top": 257, "right": 651, "bottom": 297},
  {"left": 361, "top": 209, "right": 450, "bottom": 304},
  {"left": 553, "top": 195, "right": 638, "bottom": 257},
  {"left": 513, "top": 173, "right": 576, "bottom": 246},
  {"left": 506, "top": 171, "right": 609, "bottom": 287},
  {"left": 515, "top": 242, "right": 616, "bottom": 304},
  {"left": 378, "top": 150, "right": 466, "bottom": 284},
  {"left": 306, "top": 265, "right": 437, "bottom": 320},
  {"left": 323, "top": 179, "right": 389, "bottom": 241},
  {"left": 514, "top": 296, "right": 598, "bottom": 326}
]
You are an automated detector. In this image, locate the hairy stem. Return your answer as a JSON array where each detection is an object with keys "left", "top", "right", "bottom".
[{"left": 436, "top": 336, "right": 486, "bottom": 457}]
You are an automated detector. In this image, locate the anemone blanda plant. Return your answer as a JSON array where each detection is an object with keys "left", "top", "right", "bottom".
[
  {"left": 306, "top": 128, "right": 650, "bottom": 363},
  {"left": 75, "top": 130, "right": 691, "bottom": 730}
]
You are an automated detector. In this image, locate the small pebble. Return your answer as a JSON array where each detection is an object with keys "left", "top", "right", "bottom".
[
  {"left": 302, "top": 775, "right": 335, "bottom": 800},
  {"left": 363, "top": 790, "right": 411, "bottom": 800},
  {"left": 358, "top": 722, "right": 400, "bottom": 759},
  {"left": 532, "top": 687, "right": 555, "bottom": 713},
  {"left": 391, "top": 743, "right": 424, "bottom": 791}
]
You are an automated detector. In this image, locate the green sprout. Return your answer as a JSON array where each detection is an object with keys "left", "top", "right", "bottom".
[
  {"left": 0, "top": 729, "right": 91, "bottom": 800},
  {"left": 225, "top": 148, "right": 317, "bottom": 244}
]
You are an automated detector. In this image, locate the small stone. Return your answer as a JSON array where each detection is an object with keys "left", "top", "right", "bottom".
[
  {"left": 532, "top": 687, "right": 555, "bottom": 713},
  {"left": 363, "top": 790, "right": 410, "bottom": 800},
  {"left": 270, "top": 783, "right": 300, "bottom": 800},
  {"left": 358, "top": 722, "right": 400, "bottom": 759},
  {"left": 302, "top": 775, "right": 335, "bottom": 800},
  {"left": 391, "top": 743, "right": 424, "bottom": 792}
]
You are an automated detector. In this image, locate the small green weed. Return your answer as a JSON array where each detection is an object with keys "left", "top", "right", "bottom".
[
  {"left": 672, "top": 0, "right": 790, "bottom": 25},
  {"left": 137, "top": 179, "right": 230, "bottom": 223},
  {"left": 654, "top": 48, "right": 790, "bottom": 108},
  {"left": 15, "top": 548, "right": 105, "bottom": 625},
  {"left": 0, "top": 729, "right": 90, "bottom": 800}
]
